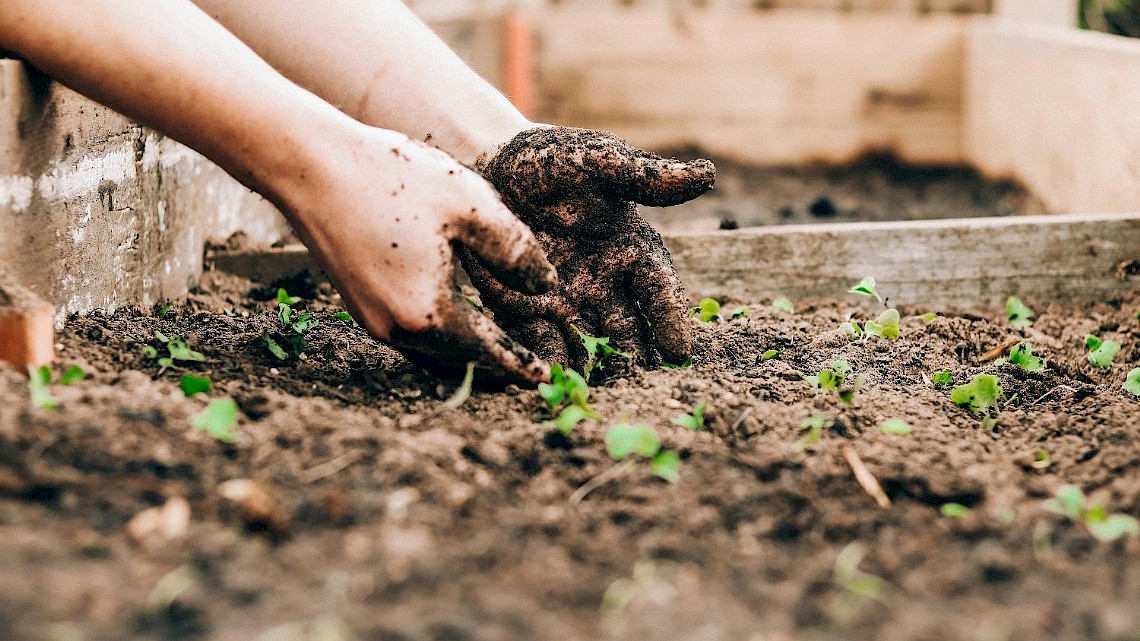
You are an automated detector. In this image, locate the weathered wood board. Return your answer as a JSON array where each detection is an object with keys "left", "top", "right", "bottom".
[{"left": 208, "top": 213, "right": 1140, "bottom": 311}]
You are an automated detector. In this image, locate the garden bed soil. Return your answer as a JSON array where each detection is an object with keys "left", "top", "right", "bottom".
[
  {"left": 1, "top": 270, "right": 1138, "bottom": 641},
  {"left": 644, "top": 152, "right": 1047, "bottom": 233}
]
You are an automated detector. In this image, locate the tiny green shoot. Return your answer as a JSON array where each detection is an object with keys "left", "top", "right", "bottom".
[
  {"left": 804, "top": 361, "right": 865, "bottom": 404},
  {"left": 794, "top": 414, "right": 827, "bottom": 452},
  {"left": 761, "top": 349, "right": 779, "bottom": 361},
  {"left": 649, "top": 451, "right": 681, "bottom": 483},
  {"left": 276, "top": 288, "right": 301, "bottom": 306},
  {"left": 950, "top": 374, "right": 1003, "bottom": 414},
  {"left": 661, "top": 359, "right": 692, "bottom": 369},
  {"left": 605, "top": 423, "right": 680, "bottom": 483},
  {"left": 179, "top": 373, "right": 211, "bottom": 397},
  {"left": 672, "top": 401, "right": 707, "bottom": 431},
  {"left": 263, "top": 334, "right": 289, "bottom": 360},
  {"left": 1007, "top": 343, "right": 1045, "bottom": 371},
  {"left": 730, "top": 306, "right": 749, "bottom": 320},
  {"left": 932, "top": 369, "right": 954, "bottom": 387},
  {"left": 441, "top": 362, "right": 475, "bottom": 410},
  {"left": 690, "top": 298, "right": 722, "bottom": 323},
  {"left": 1043, "top": 484, "right": 1140, "bottom": 542},
  {"left": 27, "top": 365, "right": 59, "bottom": 410},
  {"left": 1006, "top": 296, "right": 1034, "bottom": 328},
  {"left": 1124, "top": 368, "right": 1140, "bottom": 396},
  {"left": 878, "top": 419, "right": 911, "bottom": 436},
  {"left": 190, "top": 398, "right": 239, "bottom": 443},
  {"left": 574, "top": 325, "right": 632, "bottom": 378},
  {"left": 266, "top": 303, "right": 319, "bottom": 359},
  {"left": 59, "top": 365, "right": 86, "bottom": 386},
  {"left": 940, "top": 503, "right": 969, "bottom": 518},
  {"left": 332, "top": 311, "right": 359, "bottom": 327},
  {"left": 1031, "top": 450, "right": 1051, "bottom": 470},
  {"left": 772, "top": 297, "right": 795, "bottom": 314},
  {"left": 157, "top": 304, "right": 173, "bottom": 318},
  {"left": 864, "top": 308, "right": 900, "bottom": 341},
  {"left": 849, "top": 277, "right": 882, "bottom": 304},
  {"left": 919, "top": 312, "right": 938, "bottom": 322},
  {"left": 539, "top": 364, "right": 598, "bottom": 435},
  {"left": 840, "top": 320, "right": 863, "bottom": 341},
  {"left": 1085, "top": 335, "right": 1120, "bottom": 368},
  {"left": 547, "top": 405, "right": 596, "bottom": 435}
]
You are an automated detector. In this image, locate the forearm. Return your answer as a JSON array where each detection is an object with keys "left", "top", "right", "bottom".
[
  {"left": 192, "top": 0, "right": 531, "bottom": 165},
  {"left": 0, "top": 0, "right": 348, "bottom": 207}
]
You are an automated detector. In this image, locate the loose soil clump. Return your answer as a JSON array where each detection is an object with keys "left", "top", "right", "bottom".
[{"left": 0, "top": 272, "right": 1137, "bottom": 641}]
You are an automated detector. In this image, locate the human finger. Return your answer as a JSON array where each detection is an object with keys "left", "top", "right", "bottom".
[
  {"left": 451, "top": 198, "right": 558, "bottom": 295},
  {"left": 627, "top": 232, "right": 693, "bottom": 365}
]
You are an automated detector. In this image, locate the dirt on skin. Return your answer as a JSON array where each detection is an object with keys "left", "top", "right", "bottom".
[
  {"left": 644, "top": 151, "right": 1048, "bottom": 234},
  {"left": 1, "top": 270, "right": 1139, "bottom": 641}
]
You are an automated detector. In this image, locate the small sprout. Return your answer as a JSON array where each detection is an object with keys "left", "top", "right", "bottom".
[
  {"left": 832, "top": 360, "right": 853, "bottom": 374},
  {"left": 650, "top": 451, "right": 681, "bottom": 483},
  {"left": 840, "top": 320, "right": 863, "bottom": 341},
  {"left": 267, "top": 303, "right": 319, "bottom": 359},
  {"left": 276, "top": 288, "right": 301, "bottom": 306},
  {"left": 1006, "top": 296, "right": 1034, "bottom": 328},
  {"left": 155, "top": 330, "right": 170, "bottom": 343},
  {"left": 1031, "top": 450, "right": 1051, "bottom": 470},
  {"left": 672, "top": 401, "right": 707, "bottom": 431},
  {"left": 849, "top": 277, "right": 882, "bottom": 304},
  {"left": 539, "top": 364, "right": 591, "bottom": 411},
  {"left": 440, "top": 362, "right": 475, "bottom": 410},
  {"left": 1085, "top": 334, "right": 1120, "bottom": 368},
  {"left": 574, "top": 326, "right": 631, "bottom": 378},
  {"left": 264, "top": 334, "right": 289, "bottom": 361},
  {"left": 940, "top": 503, "right": 969, "bottom": 518},
  {"left": 1124, "top": 368, "right": 1140, "bottom": 396},
  {"left": 950, "top": 374, "right": 1003, "bottom": 414},
  {"left": 864, "top": 309, "right": 901, "bottom": 340},
  {"left": 59, "top": 365, "right": 86, "bottom": 386},
  {"left": 919, "top": 312, "right": 938, "bottom": 322},
  {"left": 180, "top": 373, "right": 211, "bottom": 397},
  {"left": 730, "top": 306, "right": 749, "bottom": 320},
  {"left": 332, "top": 311, "right": 359, "bottom": 327},
  {"left": 932, "top": 369, "right": 954, "bottom": 387},
  {"left": 690, "top": 298, "right": 722, "bottom": 323},
  {"left": 1044, "top": 484, "right": 1140, "bottom": 542},
  {"left": 661, "top": 359, "right": 692, "bottom": 369},
  {"left": 166, "top": 337, "right": 206, "bottom": 363},
  {"left": 878, "top": 419, "right": 911, "bottom": 436},
  {"left": 141, "top": 344, "right": 159, "bottom": 359},
  {"left": 761, "top": 349, "right": 779, "bottom": 361},
  {"left": 837, "top": 375, "right": 867, "bottom": 404},
  {"left": 607, "top": 423, "right": 660, "bottom": 460},
  {"left": 772, "top": 297, "right": 795, "bottom": 314},
  {"left": 804, "top": 362, "right": 865, "bottom": 404},
  {"left": 545, "top": 405, "right": 597, "bottom": 435},
  {"left": 157, "top": 304, "right": 173, "bottom": 317},
  {"left": 833, "top": 542, "right": 897, "bottom": 609},
  {"left": 27, "top": 365, "right": 59, "bottom": 410},
  {"left": 1007, "top": 343, "right": 1045, "bottom": 371},
  {"left": 793, "top": 414, "right": 827, "bottom": 452},
  {"left": 190, "top": 398, "right": 239, "bottom": 443}
]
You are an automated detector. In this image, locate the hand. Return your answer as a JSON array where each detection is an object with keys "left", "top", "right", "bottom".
[
  {"left": 464, "top": 126, "right": 715, "bottom": 370},
  {"left": 280, "top": 126, "right": 558, "bottom": 384}
]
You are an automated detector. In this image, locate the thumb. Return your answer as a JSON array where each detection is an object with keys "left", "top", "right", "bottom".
[
  {"left": 452, "top": 200, "right": 558, "bottom": 295},
  {"left": 609, "top": 152, "right": 716, "bottom": 207}
]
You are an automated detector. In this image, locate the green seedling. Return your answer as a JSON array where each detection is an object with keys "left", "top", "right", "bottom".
[
  {"left": 276, "top": 288, "right": 301, "bottom": 306},
  {"left": 730, "top": 306, "right": 749, "bottom": 320},
  {"left": 793, "top": 414, "right": 827, "bottom": 452},
  {"left": 1085, "top": 334, "right": 1120, "bottom": 368},
  {"left": 539, "top": 364, "right": 598, "bottom": 435},
  {"left": 574, "top": 325, "right": 631, "bottom": 379},
  {"left": 840, "top": 320, "right": 863, "bottom": 341},
  {"left": 157, "top": 304, "right": 173, "bottom": 318},
  {"left": 180, "top": 373, "right": 211, "bottom": 397},
  {"left": 690, "top": 298, "right": 722, "bottom": 323},
  {"left": 950, "top": 374, "right": 1003, "bottom": 415},
  {"left": 547, "top": 405, "right": 597, "bottom": 435},
  {"left": 772, "top": 297, "right": 795, "bottom": 314},
  {"left": 190, "top": 398, "right": 239, "bottom": 444},
  {"left": 27, "top": 365, "right": 59, "bottom": 410},
  {"left": 266, "top": 303, "right": 320, "bottom": 359},
  {"left": 1007, "top": 343, "right": 1045, "bottom": 371},
  {"left": 829, "top": 542, "right": 897, "bottom": 622},
  {"left": 59, "top": 365, "right": 86, "bottom": 386},
  {"left": 1043, "top": 484, "right": 1140, "bottom": 542},
  {"left": 804, "top": 361, "right": 865, "bottom": 404},
  {"left": 919, "top": 312, "right": 938, "bottom": 322},
  {"left": 940, "top": 503, "right": 970, "bottom": 518},
  {"left": 661, "top": 359, "right": 692, "bottom": 369},
  {"left": 864, "top": 308, "right": 900, "bottom": 340},
  {"left": 672, "top": 401, "right": 707, "bottom": 431},
  {"left": 1124, "top": 368, "right": 1140, "bottom": 396},
  {"left": 849, "top": 277, "right": 883, "bottom": 305},
  {"left": 878, "top": 419, "right": 911, "bottom": 436},
  {"left": 605, "top": 423, "right": 680, "bottom": 483},
  {"left": 440, "top": 362, "right": 475, "bottom": 410},
  {"left": 931, "top": 369, "right": 954, "bottom": 387},
  {"left": 1031, "top": 450, "right": 1051, "bottom": 470},
  {"left": 263, "top": 334, "right": 289, "bottom": 360},
  {"left": 761, "top": 349, "right": 779, "bottom": 361},
  {"left": 1006, "top": 296, "right": 1034, "bottom": 328},
  {"left": 143, "top": 331, "right": 206, "bottom": 368},
  {"left": 832, "top": 360, "right": 852, "bottom": 374},
  {"left": 332, "top": 311, "right": 359, "bottom": 327}
]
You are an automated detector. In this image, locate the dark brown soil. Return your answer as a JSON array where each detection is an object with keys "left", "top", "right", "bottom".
[
  {"left": 1, "top": 271, "right": 1138, "bottom": 641},
  {"left": 644, "top": 152, "right": 1048, "bottom": 233}
]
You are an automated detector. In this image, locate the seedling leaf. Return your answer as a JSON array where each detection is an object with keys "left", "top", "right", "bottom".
[
  {"left": 672, "top": 401, "right": 707, "bottom": 431},
  {"left": 27, "top": 365, "right": 59, "bottom": 410},
  {"left": 264, "top": 334, "right": 289, "bottom": 361},
  {"left": 690, "top": 298, "right": 722, "bottom": 323},
  {"left": 1006, "top": 296, "right": 1034, "bottom": 327},
  {"left": 332, "top": 311, "right": 359, "bottom": 327},
  {"left": 180, "top": 373, "right": 211, "bottom": 397},
  {"left": 1008, "top": 343, "right": 1045, "bottom": 371},
  {"left": 878, "top": 419, "right": 911, "bottom": 435},
  {"left": 731, "top": 306, "right": 749, "bottom": 320},
  {"left": 441, "top": 362, "right": 475, "bottom": 410},
  {"left": 761, "top": 349, "right": 779, "bottom": 361},
  {"left": 1086, "top": 513, "right": 1140, "bottom": 542},
  {"left": 276, "top": 288, "right": 302, "bottom": 306},
  {"left": 545, "top": 405, "right": 596, "bottom": 435},
  {"left": 141, "top": 345, "right": 159, "bottom": 359},
  {"left": 849, "top": 277, "right": 882, "bottom": 304},
  {"left": 919, "top": 312, "right": 938, "bottom": 322},
  {"left": 1085, "top": 334, "right": 1103, "bottom": 350},
  {"left": 1043, "top": 484, "right": 1084, "bottom": 520},
  {"left": 154, "top": 331, "right": 170, "bottom": 343},
  {"left": 1124, "top": 368, "right": 1140, "bottom": 396},
  {"left": 166, "top": 337, "right": 205, "bottom": 363},
  {"left": 59, "top": 365, "right": 86, "bottom": 386},
  {"left": 606, "top": 424, "right": 660, "bottom": 460},
  {"left": 661, "top": 359, "right": 692, "bottom": 369},
  {"left": 772, "top": 297, "right": 795, "bottom": 314},
  {"left": 932, "top": 370, "right": 954, "bottom": 386},
  {"left": 1086, "top": 336, "right": 1120, "bottom": 368},
  {"left": 840, "top": 321, "right": 863, "bottom": 341},
  {"left": 940, "top": 503, "right": 969, "bottom": 518},
  {"left": 950, "top": 374, "right": 1003, "bottom": 414},
  {"left": 864, "top": 309, "right": 900, "bottom": 340},
  {"left": 832, "top": 360, "right": 853, "bottom": 374},
  {"left": 190, "top": 398, "right": 239, "bottom": 443},
  {"left": 793, "top": 415, "right": 827, "bottom": 452},
  {"left": 650, "top": 451, "right": 681, "bottom": 483},
  {"left": 574, "top": 326, "right": 631, "bottom": 378},
  {"left": 1031, "top": 450, "right": 1051, "bottom": 470}
]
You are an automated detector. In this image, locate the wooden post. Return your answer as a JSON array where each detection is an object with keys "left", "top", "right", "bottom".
[
  {"left": 0, "top": 275, "right": 54, "bottom": 374},
  {"left": 503, "top": 13, "right": 535, "bottom": 117}
]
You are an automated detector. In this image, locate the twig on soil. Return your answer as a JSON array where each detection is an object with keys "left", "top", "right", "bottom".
[
  {"left": 569, "top": 460, "right": 635, "bottom": 506},
  {"left": 1029, "top": 385, "right": 1077, "bottom": 406},
  {"left": 298, "top": 450, "right": 365, "bottom": 484},
  {"left": 842, "top": 446, "right": 892, "bottom": 509},
  {"left": 977, "top": 338, "right": 1021, "bottom": 363}
]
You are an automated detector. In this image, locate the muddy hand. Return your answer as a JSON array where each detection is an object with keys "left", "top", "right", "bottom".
[
  {"left": 466, "top": 126, "right": 715, "bottom": 369},
  {"left": 281, "top": 128, "right": 558, "bottom": 385}
]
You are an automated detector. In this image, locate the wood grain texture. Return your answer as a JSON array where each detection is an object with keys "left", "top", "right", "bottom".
[{"left": 209, "top": 214, "right": 1140, "bottom": 312}]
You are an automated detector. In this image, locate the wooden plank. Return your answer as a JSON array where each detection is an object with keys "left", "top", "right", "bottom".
[
  {"left": 964, "top": 20, "right": 1140, "bottom": 215},
  {"left": 531, "top": 8, "right": 967, "bottom": 165},
  {"left": 207, "top": 213, "right": 1140, "bottom": 311}
]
